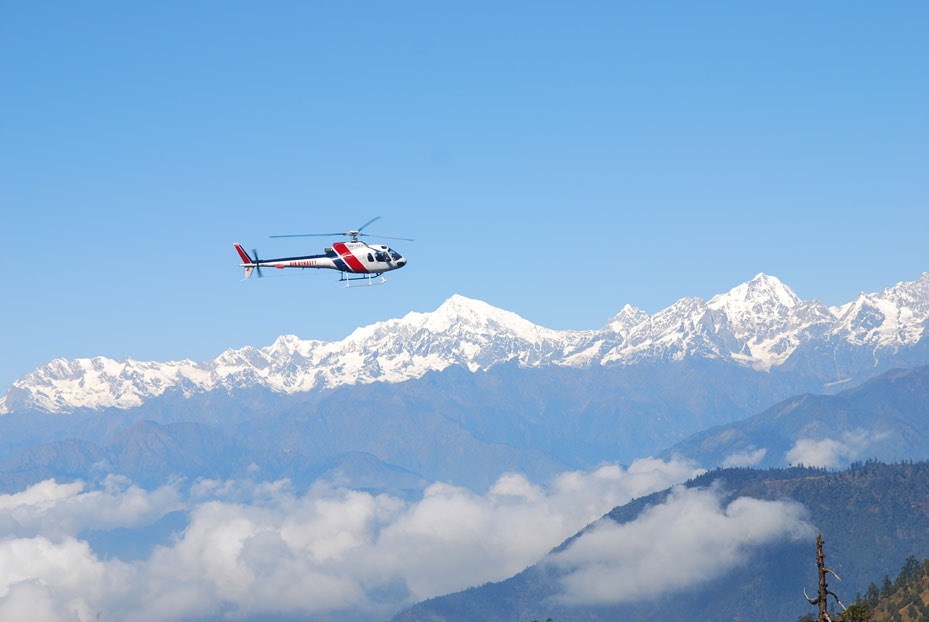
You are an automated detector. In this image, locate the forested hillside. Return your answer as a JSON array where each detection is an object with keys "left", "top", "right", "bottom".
[
  {"left": 855, "top": 556, "right": 929, "bottom": 621},
  {"left": 395, "top": 462, "right": 929, "bottom": 622}
]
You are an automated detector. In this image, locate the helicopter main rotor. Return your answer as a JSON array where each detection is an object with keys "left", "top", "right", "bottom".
[{"left": 270, "top": 216, "right": 413, "bottom": 243}]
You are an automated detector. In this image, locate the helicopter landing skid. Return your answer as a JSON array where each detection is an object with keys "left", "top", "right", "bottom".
[{"left": 341, "top": 272, "right": 388, "bottom": 288}]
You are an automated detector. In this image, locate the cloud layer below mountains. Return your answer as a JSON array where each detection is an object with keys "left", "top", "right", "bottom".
[
  {"left": 549, "top": 484, "right": 816, "bottom": 605},
  {"left": 0, "top": 458, "right": 820, "bottom": 621}
]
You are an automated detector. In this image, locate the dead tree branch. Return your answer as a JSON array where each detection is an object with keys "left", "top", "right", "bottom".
[{"left": 804, "top": 533, "right": 847, "bottom": 622}]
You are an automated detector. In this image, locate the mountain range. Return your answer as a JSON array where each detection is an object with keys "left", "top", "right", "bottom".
[
  {"left": 2, "top": 272, "right": 929, "bottom": 494},
  {"left": 4, "top": 272, "right": 929, "bottom": 415}
]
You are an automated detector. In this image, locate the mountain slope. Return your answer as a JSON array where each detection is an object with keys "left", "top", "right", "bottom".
[
  {"left": 666, "top": 364, "right": 929, "bottom": 469},
  {"left": 0, "top": 360, "right": 765, "bottom": 492},
  {"left": 862, "top": 555, "right": 929, "bottom": 621},
  {"left": 0, "top": 416, "right": 432, "bottom": 495}
]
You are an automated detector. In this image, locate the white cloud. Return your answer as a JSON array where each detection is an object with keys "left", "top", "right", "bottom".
[
  {"left": 549, "top": 484, "right": 816, "bottom": 606},
  {"left": 0, "top": 479, "right": 84, "bottom": 511},
  {"left": 0, "top": 581, "right": 69, "bottom": 622},
  {"left": 0, "top": 536, "right": 131, "bottom": 622},
  {"left": 0, "top": 457, "right": 703, "bottom": 621},
  {"left": 786, "top": 428, "right": 887, "bottom": 468},
  {"left": 0, "top": 475, "right": 182, "bottom": 539},
  {"left": 722, "top": 446, "right": 767, "bottom": 467}
]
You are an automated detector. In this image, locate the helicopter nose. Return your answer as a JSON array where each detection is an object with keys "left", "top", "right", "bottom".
[{"left": 397, "top": 257, "right": 406, "bottom": 267}]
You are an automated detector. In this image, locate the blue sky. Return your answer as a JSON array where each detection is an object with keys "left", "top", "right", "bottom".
[{"left": 1, "top": 2, "right": 927, "bottom": 390}]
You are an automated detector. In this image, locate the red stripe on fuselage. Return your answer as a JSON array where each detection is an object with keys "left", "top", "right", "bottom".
[{"left": 332, "top": 242, "right": 367, "bottom": 273}]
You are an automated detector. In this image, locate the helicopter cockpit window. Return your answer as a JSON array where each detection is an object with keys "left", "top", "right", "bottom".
[
  {"left": 374, "top": 251, "right": 387, "bottom": 262},
  {"left": 390, "top": 250, "right": 402, "bottom": 261}
]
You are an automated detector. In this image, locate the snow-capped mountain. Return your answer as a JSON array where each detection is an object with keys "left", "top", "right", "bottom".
[{"left": 3, "top": 273, "right": 929, "bottom": 415}]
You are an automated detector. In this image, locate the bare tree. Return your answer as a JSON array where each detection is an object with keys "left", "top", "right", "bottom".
[{"left": 804, "top": 533, "right": 847, "bottom": 622}]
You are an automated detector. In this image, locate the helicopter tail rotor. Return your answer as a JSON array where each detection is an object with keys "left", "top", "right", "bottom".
[{"left": 252, "top": 249, "right": 263, "bottom": 278}]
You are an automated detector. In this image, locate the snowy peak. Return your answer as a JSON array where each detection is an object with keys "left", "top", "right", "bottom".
[
  {"left": 706, "top": 273, "right": 807, "bottom": 339},
  {"left": 436, "top": 294, "right": 510, "bottom": 321},
  {"left": 1, "top": 355, "right": 206, "bottom": 413},
  {"left": 607, "top": 304, "right": 650, "bottom": 334},
  {"left": 704, "top": 274, "right": 832, "bottom": 367},
  {"left": 421, "top": 294, "right": 549, "bottom": 337},
  {"left": 345, "top": 294, "right": 560, "bottom": 355},
  {"left": 709, "top": 273, "right": 800, "bottom": 312},
  {"left": 346, "top": 294, "right": 592, "bottom": 374},
  {"left": 347, "top": 295, "right": 538, "bottom": 340},
  {"left": 831, "top": 273, "right": 929, "bottom": 347}
]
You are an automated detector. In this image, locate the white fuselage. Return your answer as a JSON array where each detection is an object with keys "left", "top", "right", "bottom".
[{"left": 236, "top": 241, "right": 406, "bottom": 277}]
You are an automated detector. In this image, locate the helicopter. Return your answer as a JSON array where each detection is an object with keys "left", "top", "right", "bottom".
[{"left": 233, "top": 217, "right": 411, "bottom": 287}]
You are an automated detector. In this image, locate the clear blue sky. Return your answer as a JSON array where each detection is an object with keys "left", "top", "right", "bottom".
[{"left": 1, "top": 2, "right": 927, "bottom": 390}]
